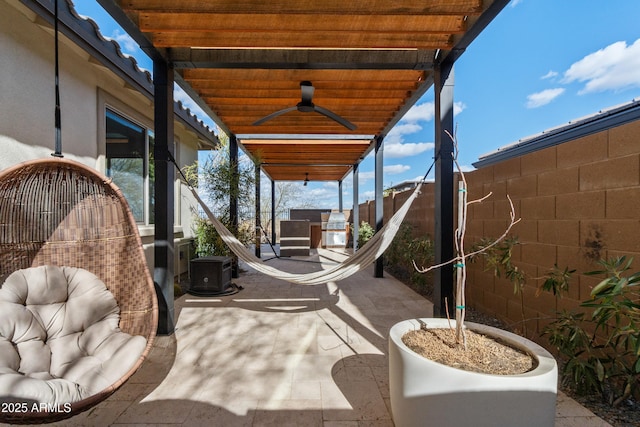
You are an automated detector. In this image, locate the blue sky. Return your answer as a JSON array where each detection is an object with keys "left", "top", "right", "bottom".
[{"left": 76, "top": 1, "right": 640, "bottom": 209}]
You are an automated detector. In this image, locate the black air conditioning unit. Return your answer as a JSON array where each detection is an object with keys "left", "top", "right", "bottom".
[{"left": 189, "top": 256, "right": 232, "bottom": 296}]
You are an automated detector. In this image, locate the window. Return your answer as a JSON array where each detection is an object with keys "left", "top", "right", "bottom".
[{"left": 105, "top": 109, "right": 154, "bottom": 224}]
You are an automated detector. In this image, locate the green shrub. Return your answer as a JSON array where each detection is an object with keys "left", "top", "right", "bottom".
[
  {"left": 384, "top": 222, "right": 413, "bottom": 267},
  {"left": 353, "top": 221, "right": 435, "bottom": 294},
  {"left": 408, "top": 234, "right": 435, "bottom": 288},
  {"left": 192, "top": 215, "right": 253, "bottom": 258},
  {"left": 356, "top": 221, "right": 375, "bottom": 248},
  {"left": 471, "top": 235, "right": 574, "bottom": 336},
  {"left": 382, "top": 223, "right": 434, "bottom": 295},
  {"left": 543, "top": 256, "right": 640, "bottom": 406}
]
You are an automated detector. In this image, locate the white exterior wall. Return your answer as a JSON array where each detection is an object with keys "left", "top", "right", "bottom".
[
  {"left": 1, "top": 1, "right": 102, "bottom": 167},
  {"left": 0, "top": 1, "right": 207, "bottom": 277}
]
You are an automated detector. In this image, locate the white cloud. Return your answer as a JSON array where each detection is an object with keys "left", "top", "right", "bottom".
[
  {"left": 384, "top": 123, "right": 420, "bottom": 146},
  {"left": 304, "top": 187, "right": 341, "bottom": 208},
  {"left": 323, "top": 181, "right": 339, "bottom": 190},
  {"left": 307, "top": 187, "right": 333, "bottom": 199},
  {"left": 541, "top": 70, "right": 558, "bottom": 80},
  {"left": 509, "top": 0, "right": 523, "bottom": 7},
  {"left": 359, "top": 171, "right": 375, "bottom": 181},
  {"left": 562, "top": 39, "right": 640, "bottom": 94},
  {"left": 359, "top": 190, "right": 375, "bottom": 202},
  {"left": 389, "top": 122, "right": 423, "bottom": 137},
  {"left": 401, "top": 101, "right": 466, "bottom": 121},
  {"left": 383, "top": 100, "right": 464, "bottom": 159},
  {"left": 525, "top": 88, "right": 565, "bottom": 108},
  {"left": 402, "top": 102, "right": 435, "bottom": 123},
  {"left": 384, "top": 164, "right": 411, "bottom": 174},
  {"left": 385, "top": 141, "right": 434, "bottom": 158},
  {"left": 453, "top": 101, "right": 467, "bottom": 116},
  {"left": 359, "top": 164, "right": 410, "bottom": 181}
]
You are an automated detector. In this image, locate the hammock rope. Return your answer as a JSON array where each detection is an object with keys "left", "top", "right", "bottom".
[
  {"left": 171, "top": 148, "right": 433, "bottom": 285},
  {"left": 167, "top": 152, "right": 439, "bottom": 285},
  {"left": 188, "top": 180, "right": 423, "bottom": 285}
]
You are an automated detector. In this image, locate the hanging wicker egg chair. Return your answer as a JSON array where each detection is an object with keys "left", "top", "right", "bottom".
[{"left": 0, "top": 158, "right": 158, "bottom": 424}]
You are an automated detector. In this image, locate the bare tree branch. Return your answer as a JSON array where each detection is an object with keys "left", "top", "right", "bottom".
[
  {"left": 413, "top": 195, "right": 521, "bottom": 274},
  {"left": 411, "top": 128, "right": 522, "bottom": 345}
]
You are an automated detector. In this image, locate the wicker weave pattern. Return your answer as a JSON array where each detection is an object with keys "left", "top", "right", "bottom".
[{"left": 0, "top": 158, "right": 158, "bottom": 423}]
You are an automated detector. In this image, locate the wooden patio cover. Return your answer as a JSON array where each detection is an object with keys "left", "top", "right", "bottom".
[{"left": 99, "top": 0, "right": 508, "bottom": 182}]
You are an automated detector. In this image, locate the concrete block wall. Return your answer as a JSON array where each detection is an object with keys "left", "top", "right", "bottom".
[
  {"left": 468, "top": 120, "right": 640, "bottom": 338},
  {"left": 358, "top": 118, "right": 640, "bottom": 340},
  {"left": 357, "top": 183, "right": 436, "bottom": 237}
]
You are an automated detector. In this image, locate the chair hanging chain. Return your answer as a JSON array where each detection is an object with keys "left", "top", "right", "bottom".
[{"left": 52, "top": 0, "right": 63, "bottom": 158}]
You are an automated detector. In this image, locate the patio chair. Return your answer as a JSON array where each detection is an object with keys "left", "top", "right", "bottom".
[{"left": 0, "top": 158, "right": 158, "bottom": 424}]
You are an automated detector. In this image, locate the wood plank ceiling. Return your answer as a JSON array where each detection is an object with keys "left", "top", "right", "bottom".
[{"left": 100, "top": 0, "right": 506, "bottom": 182}]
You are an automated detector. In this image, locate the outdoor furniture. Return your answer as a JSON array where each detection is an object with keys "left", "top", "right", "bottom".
[
  {"left": 280, "top": 220, "right": 311, "bottom": 256},
  {"left": 0, "top": 158, "right": 157, "bottom": 424}
]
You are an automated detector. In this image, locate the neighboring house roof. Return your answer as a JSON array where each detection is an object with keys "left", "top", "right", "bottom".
[
  {"left": 387, "top": 180, "right": 431, "bottom": 193},
  {"left": 474, "top": 98, "right": 640, "bottom": 168},
  {"left": 22, "top": 0, "right": 218, "bottom": 148}
]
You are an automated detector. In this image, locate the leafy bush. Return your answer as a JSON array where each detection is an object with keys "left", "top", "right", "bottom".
[
  {"left": 193, "top": 216, "right": 225, "bottom": 258},
  {"left": 471, "top": 235, "right": 574, "bottom": 335},
  {"left": 543, "top": 256, "right": 640, "bottom": 407},
  {"left": 383, "top": 222, "right": 411, "bottom": 267},
  {"left": 383, "top": 223, "right": 434, "bottom": 294},
  {"left": 471, "top": 237, "right": 640, "bottom": 407},
  {"left": 192, "top": 215, "right": 253, "bottom": 258},
  {"left": 356, "top": 221, "right": 375, "bottom": 248},
  {"left": 472, "top": 236, "right": 525, "bottom": 294},
  {"left": 406, "top": 235, "right": 435, "bottom": 289}
]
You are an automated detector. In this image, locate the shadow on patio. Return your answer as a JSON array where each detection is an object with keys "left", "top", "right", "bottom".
[{"left": 39, "top": 249, "right": 609, "bottom": 426}]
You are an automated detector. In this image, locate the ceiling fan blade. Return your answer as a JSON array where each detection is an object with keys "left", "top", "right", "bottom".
[
  {"left": 314, "top": 105, "right": 358, "bottom": 131},
  {"left": 252, "top": 106, "right": 297, "bottom": 126}
]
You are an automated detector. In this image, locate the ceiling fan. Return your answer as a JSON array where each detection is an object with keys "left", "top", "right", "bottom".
[{"left": 252, "top": 81, "right": 357, "bottom": 131}]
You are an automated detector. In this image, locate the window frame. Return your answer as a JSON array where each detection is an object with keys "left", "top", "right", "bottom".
[{"left": 98, "top": 90, "right": 179, "bottom": 230}]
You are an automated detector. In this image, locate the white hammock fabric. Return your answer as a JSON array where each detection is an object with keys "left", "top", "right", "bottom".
[{"left": 188, "top": 182, "right": 423, "bottom": 285}]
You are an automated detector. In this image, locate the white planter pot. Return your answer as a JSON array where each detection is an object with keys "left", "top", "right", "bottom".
[{"left": 389, "top": 318, "right": 558, "bottom": 427}]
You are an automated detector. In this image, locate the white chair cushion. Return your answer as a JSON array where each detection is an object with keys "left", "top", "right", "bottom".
[{"left": 0, "top": 266, "right": 147, "bottom": 405}]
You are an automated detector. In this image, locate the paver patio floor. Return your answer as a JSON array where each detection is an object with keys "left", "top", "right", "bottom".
[{"left": 20, "top": 247, "right": 610, "bottom": 426}]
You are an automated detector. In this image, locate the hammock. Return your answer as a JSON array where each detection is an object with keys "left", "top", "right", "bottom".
[{"left": 187, "top": 181, "right": 423, "bottom": 285}]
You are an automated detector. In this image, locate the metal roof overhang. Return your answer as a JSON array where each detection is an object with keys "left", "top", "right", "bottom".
[{"left": 97, "top": 0, "right": 509, "bottom": 183}]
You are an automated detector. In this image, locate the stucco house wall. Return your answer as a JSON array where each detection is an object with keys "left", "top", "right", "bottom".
[{"left": 0, "top": 0, "right": 216, "bottom": 277}]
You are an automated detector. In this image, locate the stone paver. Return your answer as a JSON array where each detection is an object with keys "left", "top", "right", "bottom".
[{"left": 5, "top": 247, "right": 612, "bottom": 426}]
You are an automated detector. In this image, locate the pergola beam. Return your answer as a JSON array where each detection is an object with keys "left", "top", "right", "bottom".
[{"left": 170, "top": 48, "right": 434, "bottom": 70}]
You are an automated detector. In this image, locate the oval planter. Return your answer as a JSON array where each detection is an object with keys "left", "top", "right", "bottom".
[{"left": 389, "top": 318, "right": 558, "bottom": 427}]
